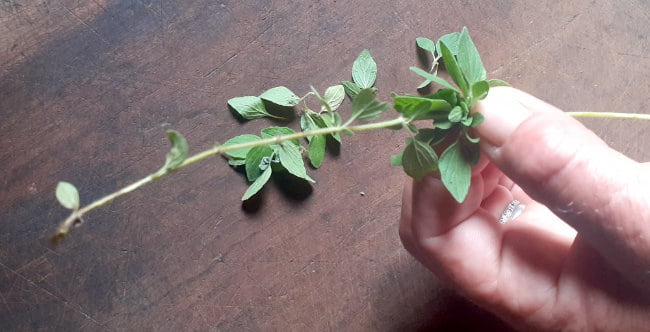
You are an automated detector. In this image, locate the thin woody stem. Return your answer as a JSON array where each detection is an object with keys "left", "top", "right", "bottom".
[{"left": 55, "top": 116, "right": 408, "bottom": 237}]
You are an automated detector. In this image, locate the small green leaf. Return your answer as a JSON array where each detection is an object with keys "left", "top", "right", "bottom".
[
  {"left": 222, "top": 134, "right": 261, "bottom": 159},
  {"left": 426, "top": 88, "right": 459, "bottom": 106},
  {"left": 320, "top": 113, "right": 342, "bottom": 143},
  {"left": 322, "top": 85, "right": 345, "bottom": 112},
  {"left": 352, "top": 49, "right": 377, "bottom": 89},
  {"left": 342, "top": 81, "right": 361, "bottom": 99},
  {"left": 259, "top": 86, "right": 300, "bottom": 107},
  {"left": 448, "top": 106, "right": 463, "bottom": 123},
  {"left": 164, "top": 130, "right": 189, "bottom": 170},
  {"left": 457, "top": 27, "right": 486, "bottom": 84},
  {"left": 410, "top": 67, "right": 458, "bottom": 92},
  {"left": 435, "top": 120, "right": 453, "bottom": 130},
  {"left": 416, "top": 37, "right": 436, "bottom": 53},
  {"left": 471, "top": 80, "right": 489, "bottom": 102},
  {"left": 228, "top": 96, "right": 274, "bottom": 119},
  {"left": 390, "top": 152, "right": 403, "bottom": 166},
  {"left": 245, "top": 145, "right": 274, "bottom": 182},
  {"left": 308, "top": 135, "right": 326, "bottom": 168},
  {"left": 487, "top": 79, "right": 511, "bottom": 87},
  {"left": 439, "top": 41, "right": 469, "bottom": 96},
  {"left": 461, "top": 116, "right": 473, "bottom": 126},
  {"left": 439, "top": 141, "right": 471, "bottom": 202},
  {"left": 402, "top": 137, "right": 438, "bottom": 181},
  {"left": 278, "top": 143, "right": 315, "bottom": 182},
  {"left": 414, "top": 128, "right": 437, "bottom": 144},
  {"left": 464, "top": 130, "right": 480, "bottom": 144},
  {"left": 261, "top": 127, "right": 299, "bottom": 146},
  {"left": 350, "top": 88, "right": 391, "bottom": 121},
  {"left": 393, "top": 95, "right": 451, "bottom": 121},
  {"left": 470, "top": 112, "right": 485, "bottom": 127},
  {"left": 56, "top": 181, "right": 80, "bottom": 210},
  {"left": 242, "top": 167, "right": 272, "bottom": 200},
  {"left": 437, "top": 32, "right": 461, "bottom": 56},
  {"left": 228, "top": 159, "right": 246, "bottom": 166}
]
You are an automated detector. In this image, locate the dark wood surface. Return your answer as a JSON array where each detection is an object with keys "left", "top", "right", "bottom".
[{"left": 1, "top": 1, "right": 648, "bottom": 330}]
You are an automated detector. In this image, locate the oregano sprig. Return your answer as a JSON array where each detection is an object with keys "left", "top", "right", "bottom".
[{"left": 53, "top": 28, "right": 650, "bottom": 240}]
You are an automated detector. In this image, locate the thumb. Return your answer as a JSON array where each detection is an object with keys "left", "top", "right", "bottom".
[{"left": 473, "top": 87, "right": 650, "bottom": 287}]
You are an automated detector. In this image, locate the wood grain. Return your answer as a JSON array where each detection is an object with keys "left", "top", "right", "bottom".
[{"left": 1, "top": 0, "right": 648, "bottom": 330}]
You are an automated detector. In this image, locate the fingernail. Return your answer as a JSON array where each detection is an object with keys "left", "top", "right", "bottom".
[{"left": 474, "top": 89, "right": 534, "bottom": 148}]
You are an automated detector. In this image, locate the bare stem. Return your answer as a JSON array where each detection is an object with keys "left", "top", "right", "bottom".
[
  {"left": 567, "top": 111, "right": 650, "bottom": 120},
  {"left": 55, "top": 116, "right": 408, "bottom": 236}
]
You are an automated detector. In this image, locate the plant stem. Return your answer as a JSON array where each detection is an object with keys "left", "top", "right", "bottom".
[
  {"left": 55, "top": 116, "right": 408, "bottom": 236},
  {"left": 567, "top": 112, "right": 650, "bottom": 120}
]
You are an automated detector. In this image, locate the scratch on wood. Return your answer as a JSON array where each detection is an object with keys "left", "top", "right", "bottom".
[{"left": 61, "top": 3, "right": 111, "bottom": 46}]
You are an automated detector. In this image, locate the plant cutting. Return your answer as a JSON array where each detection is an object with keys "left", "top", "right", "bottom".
[{"left": 52, "top": 28, "right": 650, "bottom": 241}]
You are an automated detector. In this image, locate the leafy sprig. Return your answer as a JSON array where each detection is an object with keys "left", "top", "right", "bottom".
[{"left": 53, "top": 28, "right": 650, "bottom": 240}]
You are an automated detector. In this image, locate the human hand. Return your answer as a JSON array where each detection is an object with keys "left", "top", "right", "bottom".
[{"left": 399, "top": 87, "right": 650, "bottom": 330}]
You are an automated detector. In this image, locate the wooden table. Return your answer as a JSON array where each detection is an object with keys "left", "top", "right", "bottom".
[{"left": 1, "top": 1, "right": 648, "bottom": 330}]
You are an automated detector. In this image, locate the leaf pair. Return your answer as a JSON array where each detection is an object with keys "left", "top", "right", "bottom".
[
  {"left": 228, "top": 86, "right": 300, "bottom": 120},
  {"left": 223, "top": 127, "right": 314, "bottom": 200}
]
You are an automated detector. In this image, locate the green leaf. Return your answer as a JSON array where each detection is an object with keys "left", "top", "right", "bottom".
[
  {"left": 487, "top": 79, "right": 511, "bottom": 87},
  {"left": 352, "top": 49, "right": 377, "bottom": 89},
  {"left": 245, "top": 145, "right": 274, "bottom": 182},
  {"left": 471, "top": 80, "right": 489, "bottom": 102},
  {"left": 242, "top": 167, "right": 272, "bottom": 200},
  {"left": 228, "top": 159, "right": 246, "bottom": 166},
  {"left": 470, "top": 112, "right": 485, "bottom": 127},
  {"left": 228, "top": 96, "right": 274, "bottom": 120},
  {"left": 461, "top": 116, "right": 473, "bottom": 126},
  {"left": 448, "top": 106, "right": 463, "bottom": 123},
  {"left": 437, "top": 32, "right": 461, "bottom": 56},
  {"left": 457, "top": 27, "right": 486, "bottom": 84},
  {"left": 402, "top": 137, "right": 438, "bottom": 181},
  {"left": 439, "top": 41, "right": 469, "bottom": 96},
  {"left": 390, "top": 152, "right": 403, "bottom": 166},
  {"left": 350, "top": 88, "right": 391, "bottom": 121},
  {"left": 392, "top": 95, "right": 451, "bottom": 121},
  {"left": 439, "top": 141, "right": 472, "bottom": 202},
  {"left": 416, "top": 37, "right": 436, "bottom": 53},
  {"left": 435, "top": 120, "right": 453, "bottom": 130},
  {"left": 414, "top": 128, "right": 437, "bottom": 144},
  {"left": 56, "top": 181, "right": 80, "bottom": 210},
  {"left": 410, "top": 67, "right": 458, "bottom": 92},
  {"left": 342, "top": 81, "right": 361, "bottom": 99},
  {"left": 259, "top": 86, "right": 300, "bottom": 107},
  {"left": 222, "top": 134, "right": 261, "bottom": 159},
  {"left": 278, "top": 143, "right": 315, "bottom": 182},
  {"left": 308, "top": 135, "right": 326, "bottom": 168},
  {"left": 320, "top": 113, "right": 341, "bottom": 143},
  {"left": 322, "top": 85, "right": 345, "bottom": 112},
  {"left": 164, "top": 130, "right": 189, "bottom": 170},
  {"left": 464, "top": 130, "right": 480, "bottom": 144},
  {"left": 426, "top": 88, "right": 459, "bottom": 106},
  {"left": 261, "top": 127, "right": 299, "bottom": 146}
]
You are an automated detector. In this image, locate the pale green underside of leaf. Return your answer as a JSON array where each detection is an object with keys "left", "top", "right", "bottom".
[
  {"left": 322, "top": 85, "right": 345, "bottom": 112},
  {"left": 56, "top": 181, "right": 80, "bottom": 210},
  {"left": 439, "top": 142, "right": 471, "bottom": 202},
  {"left": 260, "top": 86, "right": 300, "bottom": 107},
  {"left": 352, "top": 49, "right": 377, "bottom": 89},
  {"left": 242, "top": 167, "right": 272, "bottom": 200},
  {"left": 228, "top": 96, "right": 272, "bottom": 119},
  {"left": 342, "top": 81, "right": 361, "bottom": 99},
  {"left": 487, "top": 79, "right": 511, "bottom": 87},
  {"left": 402, "top": 138, "right": 438, "bottom": 181}
]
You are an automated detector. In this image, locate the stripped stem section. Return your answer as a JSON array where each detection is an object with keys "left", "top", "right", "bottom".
[{"left": 55, "top": 116, "right": 408, "bottom": 237}]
